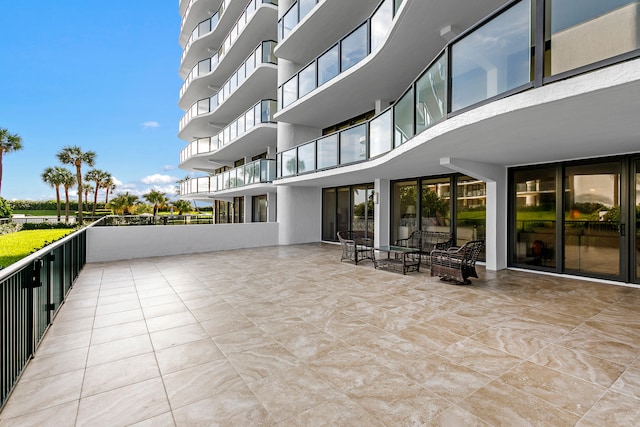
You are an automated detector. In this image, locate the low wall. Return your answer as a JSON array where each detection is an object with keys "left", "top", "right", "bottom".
[{"left": 87, "top": 223, "right": 279, "bottom": 262}]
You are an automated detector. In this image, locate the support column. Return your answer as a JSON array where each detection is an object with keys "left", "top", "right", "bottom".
[
  {"left": 374, "top": 178, "right": 390, "bottom": 248},
  {"left": 440, "top": 157, "right": 507, "bottom": 271}
]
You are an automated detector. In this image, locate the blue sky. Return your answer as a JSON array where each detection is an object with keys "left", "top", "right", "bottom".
[{"left": 0, "top": 1, "right": 186, "bottom": 201}]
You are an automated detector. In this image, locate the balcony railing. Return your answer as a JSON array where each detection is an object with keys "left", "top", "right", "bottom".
[
  {"left": 181, "top": 0, "right": 230, "bottom": 34},
  {"left": 181, "top": 0, "right": 228, "bottom": 60},
  {"left": 180, "top": 99, "right": 277, "bottom": 163},
  {"left": 1, "top": 229, "right": 87, "bottom": 409},
  {"left": 276, "top": 0, "right": 640, "bottom": 178},
  {"left": 279, "top": 0, "right": 403, "bottom": 109},
  {"left": 180, "top": 41, "right": 278, "bottom": 132},
  {"left": 180, "top": 159, "right": 276, "bottom": 196},
  {"left": 181, "top": 0, "right": 278, "bottom": 91}
]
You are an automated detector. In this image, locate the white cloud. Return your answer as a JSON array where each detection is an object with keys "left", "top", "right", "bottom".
[
  {"left": 141, "top": 174, "right": 178, "bottom": 185},
  {"left": 141, "top": 121, "right": 160, "bottom": 130},
  {"left": 162, "top": 165, "right": 176, "bottom": 171}
]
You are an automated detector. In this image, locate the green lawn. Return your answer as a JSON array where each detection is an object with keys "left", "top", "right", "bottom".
[
  {"left": 0, "top": 229, "right": 74, "bottom": 268},
  {"left": 12, "top": 210, "right": 61, "bottom": 216}
]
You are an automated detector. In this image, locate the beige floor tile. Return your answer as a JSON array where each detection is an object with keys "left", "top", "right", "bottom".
[
  {"left": 36, "top": 329, "right": 92, "bottom": 356},
  {"left": 93, "top": 308, "right": 144, "bottom": 329},
  {"left": 142, "top": 301, "right": 189, "bottom": 319},
  {"left": 87, "top": 334, "right": 153, "bottom": 366},
  {"left": 128, "top": 412, "right": 175, "bottom": 427},
  {"left": 94, "top": 299, "right": 141, "bottom": 316},
  {"left": 76, "top": 378, "right": 170, "bottom": 427},
  {"left": 428, "top": 405, "right": 492, "bottom": 427},
  {"left": 90, "top": 319, "right": 148, "bottom": 345},
  {"left": 20, "top": 347, "right": 88, "bottom": 382},
  {"left": 439, "top": 339, "right": 523, "bottom": 378},
  {"left": 0, "top": 400, "right": 78, "bottom": 427},
  {"left": 82, "top": 353, "right": 160, "bottom": 397},
  {"left": 225, "top": 342, "right": 301, "bottom": 383},
  {"left": 155, "top": 338, "right": 225, "bottom": 375},
  {"left": 150, "top": 323, "right": 209, "bottom": 350},
  {"left": 578, "top": 390, "right": 640, "bottom": 426},
  {"left": 145, "top": 311, "right": 197, "bottom": 333},
  {"left": 610, "top": 366, "right": 640, "bottom": 399},
  {"left": 278, "top": 398, "right": 386, "bottom": 427}
]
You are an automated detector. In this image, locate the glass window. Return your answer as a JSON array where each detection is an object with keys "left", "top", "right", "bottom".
[
  {"left": 198, "top": 19, "right": 210, "bottom": 37},
  {"left": 421, "top": 178, "right": 451, "bottom": 232},
  {"left": 298, "top": 62, "right": 316, "bottom": 98},
  {"left": 318, "top": 45, "right": 339, "bottom": 86},
  {"left": 197, "top": 98, "right": 210, "bottom": 115},
  {"left": 263, "top": 41, "right": 278, "bottom": 64},
  {"left": 230, "top": 121, "right": 237, "bottom": 141},
  {"left": 253, "top": 195, "right": 267, "bottom": 222},
  {"left": 371, "top": 0, "right": 393, "bottom": 52},
  {"left": 262, "top": 100, "right": 275, "bottom": 122},
  {"left": 282, "top": 77, "right": 298, "bottom": 108},
  {"left": 451, "top": 0, "right": 531, "bottom": 111},
  {"left": 283, "top": 5, "right": 298, "bottom": 39},
  {"left": 198, "top": 59, "right": 210, "bottom": 75},
  {"left": 297, "top": 142, "right": 315, "bottom": 173},
  {"left": 245, "top": 108, "right": 255, "bottom": 130},
  {"left": 416, "top": 54, "right": 447, "bottom": 133},
  {"left": 394, "top": 0, "right": 403, "bottom": 15},
  {"left": 341, "top": 23, "right": 368, "bottom": 72},
  {"left": 322, "top": 188, "right": 337, "bottom": 241},
  {"left": 247, "top": 0, "right": 256, "bottom": 16},
  {"left": 282, "top": 148, "right": 297, "bottom": 177},
  {"left": 513, "top": 167, "right": 556, "bottom": 267},
  {"left": 369, "top": 110, "right": 392, "bottom": 158},
  {"left": 546, "top": 0, "right": 639, "bottom": 76},
  {"left": 340, "top": 124, "right": 367, "bottom": 165},
  {"left": 392, "top": 180, "right": 418, "bottom": 243},
  {"left": 246, "top": 51, "right": 256, "bottom": 75},
  {"left": 394, "top": 88, "right": 414, "bottom": 147},
  {"left": 456, "top": 176, "right": 486, "bottom": 259},
  {"left": 317, "top": 134, "right": 338, "bottom": 169},
  {"left": 237, "top": 115, "right": 245, "bottom": 135},
  {"left": 299, "top": 0, "right": 316, "bottom": 20}
]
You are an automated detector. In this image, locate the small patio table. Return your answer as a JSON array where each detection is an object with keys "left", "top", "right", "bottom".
[{"left": 374, "top": 245, "right": 421, "bottom": 274}]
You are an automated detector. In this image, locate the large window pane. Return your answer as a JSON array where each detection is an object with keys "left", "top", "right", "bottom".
[
  {"left": 322, "top": 188, "right": 337, "bottom": 241},
  {"left": 317, "top": 134, "right": 338, "bottom": 169},
  {"left": 297, "top": 142, "right": 315, "bottom": 173},
  {"left": 197, "top": 98, "right": 210, "bottom": 115},
  {"left": 298, "top": 62, "right": 316, "bottom": 98},
  {"left": 546, "top": 0, "right": 640, "bottom": 76},
  {"left": 636, "top": 159, "right": 640, "bottom": 282},
  {"left": 421, "top": 178, "right": 451, "bottom": 232},
  {"left": 451, "top": 0, "right": 532, "bottom": 111},
  {"left": 318, "top": 45, "right": 339, "bottom": 86},
  {"left": 341, "top": 24, "right": 368, "bottom": 72},
  {"left": 513, "top": 167, "right": 556, "bottom": 267},
  {"left": 416, "top": 55, "right": 447, "bottom": 133},
  {"left": 340, "top": 124, "right": 367, "bottom": 165},
  {"left": 299, "top": 0, "right": 316, "bottom": 20},
  {"left": 353, "top": 185, "right": 375, "bottom": 239},
  {"left": 281, "top": 148, "right": 297, "bottom": 177},
  {"left": 282, "top": 5, "right": 298, "bottom": 39},
  {"left": 392, "top": 180, "right": 418, "bottom": 243},
  {"left": 371, "top": 0, "right": 393, "bottom": 51},
  {"left": 253, "top": 195, "right": 267, "bottom": 222},
  {"left": 369, "top": 110, "right": 392, "bottom": 157},
  {"left": 394, "top": 88, "right": 414, "bottom": 147},
  {"left": 282, "top": 77, "right": 298, "bottom": 108},
  {"left": 456, "top": 176, "right": 486, "bottom": 259}
]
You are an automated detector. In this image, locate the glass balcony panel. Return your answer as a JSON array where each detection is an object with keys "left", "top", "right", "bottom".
[
  {"left": 300, "top": 0, "right": 316, "bottom": 21},
  {"left": 318, "top": 45, "right": 339, "bottom": 86},
  {"left": 369, "top": 110, "right": 392, "bottom": 157},
  {"left": 371, "top": 0, "right": 393, "bottom": 52},
  {"left": 198, "top": 19, "right": 210, "bottom": 37},
  {"left": 197, "top": 138, "right": 210, "bottom": 154},
  {"left": 546, "top": 0, "right": 640, "bottom": 76},
  {"left": 223, "top": 127, "right": 231, "bottom": 145},
  {"left": 341, "top": 24, "right": 368, "bottom": 72},
  {"left": 217, "top": 174, "right": 224, "bottom": 190},
  {"left": 246, "top": 51, "right": 256, "bottom": 74},
  {"left": 340, "top": 124, "right": 367, "bottom": 165},
  {"left": 394, "top": 88, "right": 414, "bottom": 147},
  {"left": 451, "top": 0, "right": 532, "bottom": 111},
  {"left": 282, "top": 148, "right": 298, "bottom": 177},
  {"left": 317, "top": 134, "right": 338, "bottom": 169},
  {"left": 263, "top": 41, "right": 278, "bottom": 64},
  {"left": 245, "top": 109, "right": 255, "bottom": 129},
  {"left": 297, "top": 142, "right": 316, "bottom": 173},
  {"left": 298, "top": 62, "right": 316, "bottom": 98},
  {"left": 197, "top": 98, "right": 210, "bottom": 115},
  {"left": 255, "top": 103, "right": 262, "bottom": 124},
  {"left": 198, "top": 59, "right": 210, "bottom": 75},
  {"left": 238, "top": 115, "right": 246, "bottom": 134},
  {"left": 230, "top": 121, "right": 237, "bottom": 140},
  {"left": 282, "top": 77, "right": 298, "bottom": 108},
  {"left": 267, "top": 100, "right": 277, "bottom": 121},
  {"left": 283, "top": 5, "right": 299, "bottom": 39},
  {"left": 247, "top": 0, "right": 256, "bottom": 15},
  {"left": 394, "top": 0, "right": 403, "bottom": 15},
  {"left": 416, "top": 54, "right": 447, "bottom": 133}
]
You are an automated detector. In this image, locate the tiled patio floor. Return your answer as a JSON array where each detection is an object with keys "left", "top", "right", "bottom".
[{"left": 2, "top": 243, "right": 640, "bottom": 426}]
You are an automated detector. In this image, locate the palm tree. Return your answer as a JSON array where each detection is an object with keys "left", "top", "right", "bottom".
[
  {"left": 60, "top": 169, "right": 76, "bottom": 223},
  {"left": 56, "top": 146, "right": 96, "bottom": 223},
  {"left": 103, "top": 176, "right": 116, "bottom": 204},
  {"left": 143, "top": 190, "right": 167, "bottom": 216},
  {"left": 0, "top": 127, "right": 23, "bottom": 195},
  {"left": 82, "top": 184, "right": 93, "bottom": 214},
  {"left": 108, "top": 192, "right": 140, "bottom": 215},
  {"left": 85, "top": 169, "right": 109, "bottom": 216},
  {"left": 41, "top": 166, "right": 66, "bottom": 221},
  {"left": 172, "top": 199, "right": 193, "bottom": 215}
]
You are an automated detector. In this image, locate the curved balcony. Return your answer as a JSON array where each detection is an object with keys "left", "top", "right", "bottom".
[
  {"left": 180, "top": 0, "right": 277, "bottom": 77},
  {"left": 180, "top": 99, "right": 277, "bottom": 171},
  {"left": 179, "top": 41, "right": 278, "bottom": 141},
  {"left": 180, "top": 0, "right": 231, "bottom": 45},
  {"left": 276, "top": 0, "right": 640, "bottom": 185},
  {"left": 276, "top": 0, "right": 381, "bottom": 64},
  {"left": 275, "top": 0, "right": 507, "bottom": 129},
  {"left": 180, "top": 159, "right": 276, "bottom": 199},
  {"left": 180, "top": 2, "right": 278, "bottom": 107}
]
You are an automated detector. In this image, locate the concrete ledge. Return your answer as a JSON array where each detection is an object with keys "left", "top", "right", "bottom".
[{"left": 87, "top": 222, "right": 279, "bottom": 262}]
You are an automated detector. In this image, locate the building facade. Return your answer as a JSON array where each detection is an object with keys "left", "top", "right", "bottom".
[{"left": 179, "top": 0, "right": 640, "bottom": 284}]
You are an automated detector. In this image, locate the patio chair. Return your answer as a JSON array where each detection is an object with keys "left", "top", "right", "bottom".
[
  {"left": 337, "top": 231, "right": 373, "bottom": 265},
  {"left": 395, "top": 230, "right": 422, "bottom": 250},
  {"left": 430, "top": 240, "right": 484, "bottom": 284}
]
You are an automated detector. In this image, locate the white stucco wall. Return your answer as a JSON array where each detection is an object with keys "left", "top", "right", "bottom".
[
  {"left": 277, "top": 185, "right": 322, "bottom": 245},
  {"left": 87, "top": 223, "right": 279, "bottom": 263}
]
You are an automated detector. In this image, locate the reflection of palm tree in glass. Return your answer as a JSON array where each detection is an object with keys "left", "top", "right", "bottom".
[{"left": 286, "top": 157, "right": 301, "bottom": 175}]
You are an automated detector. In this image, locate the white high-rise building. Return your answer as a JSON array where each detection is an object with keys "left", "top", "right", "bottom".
[{"left": 179, "top": 0, "right": 640, "bottom": 284}]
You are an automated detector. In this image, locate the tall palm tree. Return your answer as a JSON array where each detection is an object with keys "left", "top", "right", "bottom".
[
  {"left": 41, "top": 166, "right": 67, "bottom": 221},
  {"left": 85, "top": 169, "right": 109, "bottom": 216},
  {"left": 60, "top": 169, "right": 76, "bottom": 223},
  {"left": 57, "top": 146, "right": 96, "bottom": 223},
  {"left": 82, "top": 184, "right": 93, "bottom": 214},
  {"left": 172, "top": 199, "right": 193, "bottom": 215},
  {"left": 0, "top": 127, "right": 23, "bottom": 195},
  {"left": 108, "top": 192, "right": 139, "bottom": 215},
  {"left": 103, "top": 176, "right": 116, "bottom": 204},
  {"left": 143, "top": 190, "right": 167, "bottom": 216}
]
